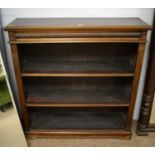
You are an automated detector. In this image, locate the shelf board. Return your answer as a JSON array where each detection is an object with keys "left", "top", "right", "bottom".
[
  {"left": 22, "top": 72, "right": 134, "bottom": 77},
  {"left": 21, "top": 60, "right": 135, "bottom": 77},
  {"left": 29, "top": 108, "right": 127, "bottom": 130},
  {"left": 26, "top": 89, "right": 130, "bottom": 105},
  {"left": 27, "top": 103, "right": 129, "bottom": 108}
]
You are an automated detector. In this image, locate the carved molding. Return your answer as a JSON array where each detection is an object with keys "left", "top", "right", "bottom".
[{"left": 141, "top": 94, "right": 152, "bottom": 116}]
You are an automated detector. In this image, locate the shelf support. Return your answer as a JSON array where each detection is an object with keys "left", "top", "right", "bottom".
[
  {"left": 9, "top": 32, "right": 30, "bottom": 129},
  {"left": 127, "top": 40, "right": 146, "bottom": 130}
]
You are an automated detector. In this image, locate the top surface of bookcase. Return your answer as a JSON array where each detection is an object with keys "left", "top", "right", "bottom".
[{"left": 5, "top": 18, "right": 151, "bottom": 31}]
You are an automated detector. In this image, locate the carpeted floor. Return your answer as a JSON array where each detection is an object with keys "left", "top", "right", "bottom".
[
  {"left": 0, "top": 106, "right": 27, "bottom": 147},
  {"left": 27, "top": 133, "right": 155, "bottom": 147}
]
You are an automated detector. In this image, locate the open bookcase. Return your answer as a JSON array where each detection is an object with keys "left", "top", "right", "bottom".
[{"left": 5, "top": 18, "right": 151, "bottom": 139}]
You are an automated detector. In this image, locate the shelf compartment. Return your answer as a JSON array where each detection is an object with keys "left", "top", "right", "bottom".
[
  {"left": 29, "top": 108, "right": 127, "bottom": 130},
  {"left": 18, "top": 43, "right": 138, "bottom": 74},
  {"left": 21, "top": 60, "right": 135, "bottom": 75},
  {"left": 23, "top": 77, "right": 132, "bottom": 106},
  {"left": 26, "top": 90, "right": 130, "bottom": 106}
]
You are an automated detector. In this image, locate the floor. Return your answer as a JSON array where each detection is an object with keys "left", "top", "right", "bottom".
[
  {"left": 0, "top": 106, "right": 27, "bottom": 147},
  {"left": 0, "top": 107, "right": 155, "bottom": 147}
]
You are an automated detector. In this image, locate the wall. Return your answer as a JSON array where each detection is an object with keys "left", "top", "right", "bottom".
[{"left": 0, "top": 8, "right": 154, "bottom": 119}]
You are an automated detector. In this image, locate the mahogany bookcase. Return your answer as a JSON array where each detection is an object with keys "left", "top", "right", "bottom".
[{"left": 5, "top": 18, "right": 151, "bottom": 139}]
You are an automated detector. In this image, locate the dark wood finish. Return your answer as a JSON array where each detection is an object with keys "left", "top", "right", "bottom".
[
  {"left": 137, "top": 13, "right": 155, "bottom": 135},
  {"left": 5, "top": 18, "right": 150, "bottom": 138}
]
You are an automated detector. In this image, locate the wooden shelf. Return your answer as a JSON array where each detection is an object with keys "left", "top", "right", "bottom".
[
  {"left": 24, "top": 77, "right": 132, "bottom": 107},
  {"left": 29, "top": 108, "right": 127, "bottom": 130},
  {"left": 22, "top": 73, "right": 134, "bottom": 77},
  {"left": 21, "top": 59, "right": 135, "bottom": 76},
  {"left": 27, "top": 103, "right": 129, "bottom": 108},
  {"left": 21, "top": 59, "right": 135, "bottom": 77},
  {"left": 26, "top": 89, "right": 130, "bottom": 106}
]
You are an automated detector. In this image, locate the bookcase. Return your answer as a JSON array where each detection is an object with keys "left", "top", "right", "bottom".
[{"left": 5, "top": 18, "right": 151, "bottom": 139}]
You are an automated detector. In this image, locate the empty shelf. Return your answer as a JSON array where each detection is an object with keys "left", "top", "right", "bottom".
[
  {"left": 24, "top": 77, "right": 132, "bottom": 106},
  {"left": 26, "top": 89, "right": 130, "bottom": 105},
  {"left": 22, "top": 60, "right": 134, "bottom": 74},
  {"left": 29, "top": 108, "right": 127, "bottom": 129}
]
